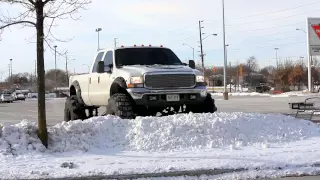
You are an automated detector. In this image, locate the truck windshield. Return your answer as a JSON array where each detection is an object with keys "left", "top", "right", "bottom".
[{"left": 115, "top": 48, "right": 183, "bottom": 66}]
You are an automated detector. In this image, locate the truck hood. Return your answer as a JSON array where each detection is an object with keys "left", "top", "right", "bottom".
[{"left": 118, "top": 65, "right": 196, "bottom": 75}]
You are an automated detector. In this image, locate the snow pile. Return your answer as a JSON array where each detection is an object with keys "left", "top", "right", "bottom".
[
  {"left": 0, "top": 120, "right": 46, "bottom": 155},
  {"left": 127, "top": 113, "right": 320, "bottom": 151},
  {"left": 0, "top": 113, "right": 319, "bottom": 155},
  {"left": 211, "top": 90, "right": 315, "bottom": 97},
  {"left": 270, "top": 91, "right": 312, "bottom": 97},
  {"left": 211, "top": 92, "right": 270, "bottom": 96}
]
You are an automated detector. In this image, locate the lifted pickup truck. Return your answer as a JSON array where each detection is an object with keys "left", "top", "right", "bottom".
[{"left": 64, "top": 45, "right": 217, "bottom": 121}]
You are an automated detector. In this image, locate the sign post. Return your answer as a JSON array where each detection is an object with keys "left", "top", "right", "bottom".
[{"left": 307, "top": 17, "right": 320, "bottom": 92}]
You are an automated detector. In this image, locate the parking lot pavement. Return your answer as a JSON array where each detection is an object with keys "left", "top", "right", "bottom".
[{"left": 0, "top": 96, "right": 312, "bottom": 126}]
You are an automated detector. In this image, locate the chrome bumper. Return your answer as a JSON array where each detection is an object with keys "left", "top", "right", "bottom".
[{"left": 127, "top": 86, "right": 208, "bottom": 99}]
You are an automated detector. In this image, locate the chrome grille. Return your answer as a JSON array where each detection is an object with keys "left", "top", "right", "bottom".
[{"left": 144, "top": 74, "right": 196, "bottom": 89}]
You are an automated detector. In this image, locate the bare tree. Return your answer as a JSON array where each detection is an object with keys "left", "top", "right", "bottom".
[{"left": 0, "top": 0, "right": 91, "bottom": 147}]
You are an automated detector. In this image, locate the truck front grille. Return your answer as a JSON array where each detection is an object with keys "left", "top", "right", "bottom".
[{"left": 144, "top": 74, "right": 196, "bottom": 89}]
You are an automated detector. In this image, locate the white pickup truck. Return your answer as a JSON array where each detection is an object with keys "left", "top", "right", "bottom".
[{"left": 64, "top": 45, "right": 217, "bottom": 121}]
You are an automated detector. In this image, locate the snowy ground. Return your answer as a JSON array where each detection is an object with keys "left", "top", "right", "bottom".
[
  {"left": 2, "top": 95, "right": 320, "bottom": 179},
  {"left": 1, "top": 113, "right": 320, "bottom": 179}
]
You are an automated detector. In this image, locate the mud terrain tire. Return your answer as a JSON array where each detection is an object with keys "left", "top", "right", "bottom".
[
  {"left": 187, "top": 93, "right": 217, "bottom": 113},
  {"left": 106, "top": 93, "right": 135, "bottom": 119},
  {"left": 64, "top": 95, "right": 87, "bottom": 121}
]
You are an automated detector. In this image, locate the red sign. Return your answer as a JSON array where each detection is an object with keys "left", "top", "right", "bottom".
[{"left": 312, "top": 24, "right": 320, "bottom": 39}]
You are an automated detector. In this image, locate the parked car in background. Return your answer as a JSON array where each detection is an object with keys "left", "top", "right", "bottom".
[
  {"left": 16, "top": 93, "right": 26, "bottom": 101},
  {"left": 0, "top": 94, "right": 13, "bottom": 103}
]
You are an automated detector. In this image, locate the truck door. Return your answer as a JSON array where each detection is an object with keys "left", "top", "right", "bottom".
[
  {"left": 88, "top": 51, "right": 105, "bottom": 105},
  {"left": 99, "top": 50, "right": 115, "bottom": 104}
]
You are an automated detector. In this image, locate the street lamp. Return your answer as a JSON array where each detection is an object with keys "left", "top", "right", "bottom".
[
  {"left": 95, "top": 28, "right": 102, "bottom": 51},
  {"left": 114, "top": 38, "right": 118, "bottom": 47},
  {"left": 182, "top": 43, "right": 195, "bottom": 60},
  {"left": 202, "top": 33, "right": 218, "bottom": 41},
  {"left": 54, "top": 45, "right": 57, "bottom": 91},
  {"left": 65, "top": 58, "right": 75, "bottom": 85},
  {"left": 222, "top": 0, "right": 228, "bottom": 100},
  {"left": 10, "top": 59, "right": 12, "bottom": 85},
  {"left": 82, "top": 64, "right": 90, "bottom": 72},
  {"left": 296, "top": 28, "right": 306, "bottom": 33}
]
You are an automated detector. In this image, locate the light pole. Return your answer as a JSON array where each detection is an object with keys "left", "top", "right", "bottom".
[
  {"left": 296, "top": 28, "right": 306, "bottom": 33},
  {"left": 300, "top": 56, "right": 304, "bottom": 64},
  {"left": 54, "top": 45, "right": 57, "bottom": 91},
  {"left": 202, "top": 33, "right": 218, "bottom": 41},
  {"left": 182, "top": 43, "right": 195, "bottom": 60},
  {"left": 222, "top": 0, "right": 228, "bottom": 100},
  {"left": 296, "top": 27, "right": 312, "bottom": 92},
  {"left": 10, "top": 59, "right": 12, "bottom": 85},
  {"left": 114, "top": 38, "right": 118, "bottom": 47},
  {"left": 0, "top": 71, "right": 3, "bottom": 82},
  {"left": 82, "top": 64, "right": 90, "bottom": 72},
  {"left": 65, "top": 57, "right": 75, "bottom": 86},
  {"left": 95, "top": 28, "right": 102, "bottom": 51},
  {"left": 274, "top": 47, "right": 279, "bottom": 69}
]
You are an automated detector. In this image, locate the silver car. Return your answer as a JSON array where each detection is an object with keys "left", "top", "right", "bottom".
[{"left": 1, "top": 94, "right": 13, "bottom": 103}]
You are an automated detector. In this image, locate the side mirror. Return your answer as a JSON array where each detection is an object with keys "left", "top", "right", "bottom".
[
  {"left": 189, "top": 60, "right": 195, "bottom": 69},
  {"left": 97, "top": 61, "right": 105, "bottom": 73},
  {"left": 182, "top": 63, "right": 188, "bottom": 66}
]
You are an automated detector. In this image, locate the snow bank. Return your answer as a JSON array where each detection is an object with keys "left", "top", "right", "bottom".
[
  {"left": 211, "top": 91, "right": 315, "bottom": 97},
  {"left": 211, "top": 92, "right": 270, "bottom": 96},
  {"left": 0, "top": 113, "right": 319, "bottom": 155}
]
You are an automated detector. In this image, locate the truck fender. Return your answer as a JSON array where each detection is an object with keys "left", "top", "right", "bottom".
[
  {"left": 70, "top": 81, "right": 85, "bottom": 105},
  {"left": 110, "top": 77, "right": 128, "bottom": 96}
]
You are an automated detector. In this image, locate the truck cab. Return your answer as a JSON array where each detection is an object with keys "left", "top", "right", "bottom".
[{"left": 65, "top": 45, "right": 217, "bottom": 121}]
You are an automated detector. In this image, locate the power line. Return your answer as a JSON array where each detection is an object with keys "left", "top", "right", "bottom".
[
  {"left": 205, "top": 1, "right": 320, "bottom": 20},
  {"left": 207, "top": 40, "right": 306, "bottom": 52},
  {"left": 226, "top": 9, "right": 320, "bottom": 27},
  {"left": 231, "top": 21, "right": 305, "bottom": 33}
]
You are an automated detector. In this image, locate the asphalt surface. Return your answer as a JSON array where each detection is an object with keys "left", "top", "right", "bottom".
[
  {"left": 0, "top": 95, "right": 312, "bottom": 126},
  {"left": 1, "top": 95, "right": 320, "bottom": 180}
]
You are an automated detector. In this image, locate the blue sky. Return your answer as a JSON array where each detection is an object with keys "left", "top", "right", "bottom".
[{"left": 0, "top": 0, "right": 319, "bottom": 79}]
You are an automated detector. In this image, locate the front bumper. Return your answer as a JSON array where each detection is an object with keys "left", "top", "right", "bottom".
[
  {"left": 127, "top": 86, "right": 208, "bottom": 107},
  {"left": 1, "top": 99, "right": 13, "bottom": 102}
]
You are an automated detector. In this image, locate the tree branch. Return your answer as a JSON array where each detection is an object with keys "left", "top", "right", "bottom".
[
  {"left": 27, "top": 0, "right": 35, "bottom": 5},
  {"left": 0, "top": 20, "right": 36, "bottom": 29}
]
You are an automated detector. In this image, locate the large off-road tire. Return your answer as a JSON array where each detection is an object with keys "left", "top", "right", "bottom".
[
  {"left": 186, "top": 93, "right": 217, "bottom": 113},
  {"left": 64, "top": 95, "right": 87, "bottom": 122},
  {"left": 105, "top": 93, "right": 135, "bottom": 119}
]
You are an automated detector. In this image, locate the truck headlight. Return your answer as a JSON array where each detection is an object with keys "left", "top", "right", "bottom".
[
  {"left": 196, "top": 75, "right": 205, "bottom": 82},
  {"left": 128, "top": 76, "right": 144, "bottom": 88}
]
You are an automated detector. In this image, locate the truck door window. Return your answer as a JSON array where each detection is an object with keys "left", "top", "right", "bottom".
[
  {"left": 92, "top": 52, "right": 105, "bottom": 73},
  {"left": 103, "top": 51, "right": 113, "bottom": 71}
]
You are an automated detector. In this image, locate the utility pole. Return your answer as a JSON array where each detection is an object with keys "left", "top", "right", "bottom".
[
  {"left": 199, "top": 20, "right": 204, "bottom": 74},
  {"left": 222, "top": 0, "right": 228, "bottom": 100},
  {"left": 54, "top": 45, "right": 57, "bottom": 91},
  {"left": 114, "top": 38, "right": 118, "bottom": 47}
]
